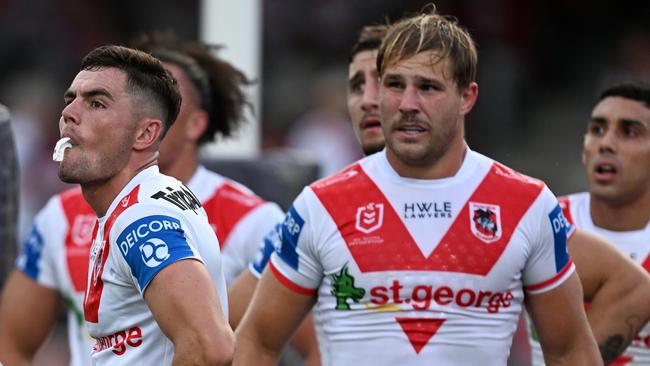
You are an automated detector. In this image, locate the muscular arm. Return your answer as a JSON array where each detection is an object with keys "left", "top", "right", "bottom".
[
  {"left": 228, "top": 269, "right": 321, "bottom": 364},
  {"left": 0, "top": 270, "right": 63, "bottom": 365},
  {"left": 227, "top": 269, "right": 258, "bottom": 329},
  {"left": 526, "top": 272, "right": 603, "bottom": 366},
  {"left": 233, "top": 268, "right": 316, "bottom": 366},
  {"left": 569, "top": 229, "right": 650, "bottom": 363},
  {"left": 144, "top": 259, "right": 234, "bottom": 366}
]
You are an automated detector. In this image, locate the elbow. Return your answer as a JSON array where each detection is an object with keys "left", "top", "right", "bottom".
[
  {"left": 183, "top": 325, "right": 234, "bottom": 366},
  {"left": 205, "top": 326, "right": 235, "bottom": 366}
]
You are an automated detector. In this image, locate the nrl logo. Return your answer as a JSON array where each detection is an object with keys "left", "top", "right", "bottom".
[
  {"left": 355, "top": 202, "right": 384, "bottom": 234},
  {"left": 469, "top": 202, "right": 502, "bottom": 243}
]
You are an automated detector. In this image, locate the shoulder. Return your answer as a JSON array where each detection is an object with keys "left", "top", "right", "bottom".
[
  {"left": 490, "top": 160, "right": 546, "bottom": 192},
  {"left": 309, "top": 162, "right": 365, "bottom": 196}
]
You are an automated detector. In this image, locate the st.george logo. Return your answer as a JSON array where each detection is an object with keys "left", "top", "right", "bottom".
[
  {"left": 469, "top": 202, "right": 502, "bottom": 243},
  {"left": 355, "top": 203, "right": 384, "bottom": 234},
  {"left": 139, "top": 238, "right": 170, "bottom": 267}
]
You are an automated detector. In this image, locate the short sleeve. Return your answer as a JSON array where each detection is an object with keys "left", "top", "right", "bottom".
[
  {"left": 522, "top": 186, "right": 574, "bottom": 295},
  {"left": 111, "top": 205, "right": 202, "bottom": 293},
  {"left": 268, "top": 188, "right": 323, "bottom": 295},
  {"left": 15, "top": 197, "right": 62, "bottom": 290}
]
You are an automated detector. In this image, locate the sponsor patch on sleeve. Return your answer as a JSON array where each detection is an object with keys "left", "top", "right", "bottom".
[
  {"left": 17, "top": 225, "right": 44, "bottom": 279},
  {"left": 116, "top": 215, "right": 194, "bottom": 290},
  {"left": 252, "top": 223, "right": 282, "bottom": 276},
  {"left": 277, "top": 206, "right": 304, "bottom": 270},
  {"left": 548, "top": 204, "right": 570, "bottom": 272}
]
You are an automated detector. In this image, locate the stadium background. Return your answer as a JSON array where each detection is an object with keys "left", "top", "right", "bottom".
[{"left": 0, "top": 0, "right": 647, "bottom": 365}]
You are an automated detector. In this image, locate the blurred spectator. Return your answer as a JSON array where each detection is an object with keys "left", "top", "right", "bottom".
[{"left": 285, "top": 65, "right": 362, "bottom": 177}]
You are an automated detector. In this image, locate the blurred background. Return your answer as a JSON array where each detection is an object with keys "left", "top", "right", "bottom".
[{"left": 0, "top": 0, "right": 648, "bottom": 364}]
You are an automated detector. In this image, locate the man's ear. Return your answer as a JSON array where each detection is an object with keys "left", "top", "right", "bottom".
[
  {"left": 133, "top": 118, "right": 163, "bottom": 151},
  {"left": 459, "top": 82, "right": 479, "bottom": 116},
  {"left": 186, "top": 110, "right": 208, "bottom": 143}
]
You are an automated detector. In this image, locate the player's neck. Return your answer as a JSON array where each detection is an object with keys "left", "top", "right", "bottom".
[
  {"left": 386, "top": 140, "right": 467, "bottom": 180},
  {"left": 81, "top": 155, "right": 158, "bottom": 217},
  {"left": 159, "top": 151, "right": 198, "bottom": 185},
  {"left": 590, "top": 192, "right": 650, "bottom": 231}
]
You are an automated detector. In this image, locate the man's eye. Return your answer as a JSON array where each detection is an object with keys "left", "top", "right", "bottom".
[
  {"left": 91, "top": 101, "right": 105, "bottom": 109},
  {"left": 351, "top": 82, "right": 365, "bottom": 93},
  {"left": 588, "top": 124, "right": 604, "bottom": 135},
  {"left": 622, "top": 126, "right": 638, "bottom": 138},
  {"left": 386, "top": 81, "right": 403, "bottom": 89},
  {"left": 420, "top": 84, "right": 439, "bottom": 92}
]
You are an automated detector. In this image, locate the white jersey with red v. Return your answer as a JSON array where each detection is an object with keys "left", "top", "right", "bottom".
[
  {"left": 269, "top": 149, "right": 574, "bottom": 366},
  {"left": 15, "top": 165, "right": 281, "bottom": 366},
  {"left": 82, "top": 166, "right": 227, "bottom": 365},
  {"left": 528, "top": 192, "right": 650, "bottom": 366}
]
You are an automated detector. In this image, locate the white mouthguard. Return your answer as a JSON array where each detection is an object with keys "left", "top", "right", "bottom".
[{"left": 53, "top": 137, "right": 72, "bottom": 162}]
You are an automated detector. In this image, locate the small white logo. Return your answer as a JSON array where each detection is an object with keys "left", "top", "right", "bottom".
[
  {"left": 356, "top": 203, "right": 384, "bottom": 234},
  {"left": 140, "top": 238, "right": 170, "bottom": 267}
]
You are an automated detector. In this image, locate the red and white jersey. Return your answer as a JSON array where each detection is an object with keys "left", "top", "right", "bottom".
[
  {"left": 15, "top": 165, "right": 281, "bottom": 366},
  {"left": 188, "top": 166, "right": 283, "bottom": 285},
  {"left": 529, "top": 192, "right": 650, "bottom": 366},
  {"left": 269, "top": 149, "right": 574, "bottom": 366},
  {"left": 83, "top": 166, "right": 227, "bottom": 365},
  {"left": 16, "top": 187, "right": 96, "bottom": 366}
]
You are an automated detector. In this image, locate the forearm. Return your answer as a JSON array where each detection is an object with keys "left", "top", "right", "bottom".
[
  {"left": 587, "top": 289, "right": 650, "bottom": 363},
  {"left": 289, "top": 313, "right": 321, "bottom": 365},
  {"left": 543, "top": 335, "right": 603, "bottom": 366},
  {"left": 233, "top": 332, "right": 282, "bottom": 366}
]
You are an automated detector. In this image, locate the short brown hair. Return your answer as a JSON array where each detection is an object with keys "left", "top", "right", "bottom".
[
  {"left": 81, "top": 45, "right": 181, "bottom": 139},
  {"left": 377, "top": 5, "right": 478, "bottom": 89},
  {"left": 349, "top": 25, "right": 389, "bottom": 63}
]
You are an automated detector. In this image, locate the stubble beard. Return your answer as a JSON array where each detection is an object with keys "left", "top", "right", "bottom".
[
  {"left": 58, "top": 141, "right": 131, "bottom": 186},
  {"left": 387, "top": 117, "right": 459, "bottom": 167}
]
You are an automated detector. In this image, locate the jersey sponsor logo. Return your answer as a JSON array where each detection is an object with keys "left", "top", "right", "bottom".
[
  {"left": 548, "top": 204, "right": 570, "bottom": 272},
  {"left": 331, "top": 264, "right": 365, "bottom": 310},
  {"left": 116, "top": 215, "right": 194, "bottom": 290},
  {"left": 93, "top": 326, "right": 143, "bottom": 355},
  {"left": 277, "top": 206, "right": 304, "bottom": 270},
  {"left": 71, "top": 214, "right": 97, "bottom": 246},
  {"left": 469, "top": 202, "right": 502, "bottom": 243},
  {"left": 356, "top": 203, "right": 384, "bottom": 234},
  {"left": 151, "top": 186, "right": 202, "bottom": 213},
  {"left": 403, "top": 201, "right": 452, "bottom": 220},
  {"left": 139, "top": 238, "right": 171, "bottom": 267},
  {"left": 252, "top": 223, "right": 281, "bottom": 275},
  {"left": 117, "top": 216, "right": 182, "bottom": 257},
  {"left": 19, "top": 225, "right": 45, "bottom": 279},
  {"left": 367, "top": 279, "right": 514, "bottom": 314}
]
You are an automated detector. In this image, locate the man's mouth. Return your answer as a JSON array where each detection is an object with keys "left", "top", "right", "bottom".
[
  {"left": 53, "top": 137, "right": 73, "bottom": 162},
  {"left": 593, "top": 162, "right": 618, "bottom": 181},
  {"left": 361, "top": 116, "right": 382, "bottom": 130}
]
